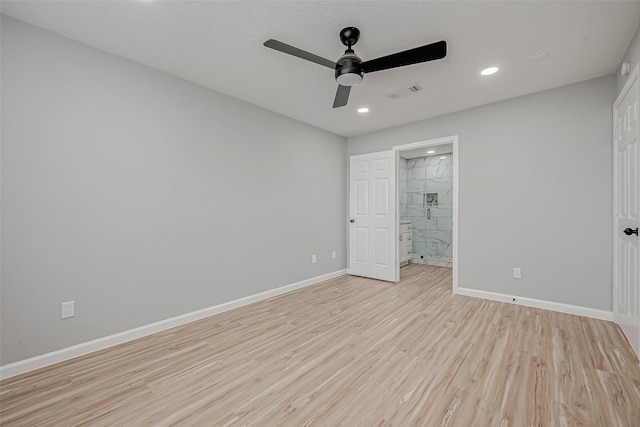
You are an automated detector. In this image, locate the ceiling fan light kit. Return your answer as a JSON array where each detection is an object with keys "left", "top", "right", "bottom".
[
  {"left": 264, "top": 27, "right": 447, "bottom": 108},
  {"left": 335, "top": 53, "right": 364, "bottom": 86}
]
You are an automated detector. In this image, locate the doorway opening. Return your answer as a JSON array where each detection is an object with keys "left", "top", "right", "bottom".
[{"left": 394, "top": 136, "right": 459, "bottom": 292}]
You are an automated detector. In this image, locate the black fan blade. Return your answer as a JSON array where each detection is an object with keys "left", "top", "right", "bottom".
[
  {"left": 361, "top": 40, "right": 446, "bottom": 74},
  {"left": 333, "top": 85, "right": 351, "bottom": 108},
  {"left": 264, "top": 39, "right": 336, "bottom": 69}
]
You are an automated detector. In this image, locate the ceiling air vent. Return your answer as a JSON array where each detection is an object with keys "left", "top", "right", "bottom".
[
  {"left": 528, "top": 52, "right": 549, "bottom": 62},
  {"left": 386, "top": 83, "right": 423, "bottom": 100}
]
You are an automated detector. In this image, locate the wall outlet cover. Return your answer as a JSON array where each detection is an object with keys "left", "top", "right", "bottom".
[
  {"left": 61, "top": 301, "right": 75, "bottom": 319},
  {"left": 513, "top": 268, "right": 522, "bottom": 279}
]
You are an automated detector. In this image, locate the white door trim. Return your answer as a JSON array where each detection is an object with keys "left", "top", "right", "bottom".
[
  {"left": 614, "top": 63, "right": 639, "bottom": 109},
  {"left": 393, "top": 135, "right": 459, "bottom": 292}
]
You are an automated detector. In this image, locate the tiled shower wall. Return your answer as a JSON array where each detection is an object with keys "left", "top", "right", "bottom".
[{"left": 400, "top": 155, "right": 453, "bottom": 267}]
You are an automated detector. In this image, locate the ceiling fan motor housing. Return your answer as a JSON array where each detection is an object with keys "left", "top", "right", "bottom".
[{"left": 335, "top": 51, "right": 363, "bottom": 86}]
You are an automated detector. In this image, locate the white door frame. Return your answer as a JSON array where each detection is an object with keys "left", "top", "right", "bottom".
[{"left": 393, "top": 135, "right": 459, "bottom": 292}]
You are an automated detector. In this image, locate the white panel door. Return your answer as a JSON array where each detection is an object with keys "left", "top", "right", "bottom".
[
  {"left": 614, "top": 67, "right": 640, "bottom": 359},
  {"left": 349, "top": 151, "right": 397, "bottom": 282}
]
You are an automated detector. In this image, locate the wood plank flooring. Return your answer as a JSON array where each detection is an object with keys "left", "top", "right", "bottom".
[{"left": 1, "top": 264, "right": 640, "bottom": 426}]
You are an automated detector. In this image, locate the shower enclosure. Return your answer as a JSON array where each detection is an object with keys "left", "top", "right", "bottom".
[{"left": 399, "top": 154, "right": 453, "bottom": 267}]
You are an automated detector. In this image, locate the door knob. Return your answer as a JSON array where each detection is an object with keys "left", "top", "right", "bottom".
[
  {"left": 624, "top": 227, "right": 639, "bottom": 236},
  {"left": 350, "top": 219, "right": 355, "bottom": 223}
]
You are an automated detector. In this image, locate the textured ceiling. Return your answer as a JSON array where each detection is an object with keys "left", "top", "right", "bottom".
[{"left": 2, "top": 1, "right": 639, "bottom": 137}]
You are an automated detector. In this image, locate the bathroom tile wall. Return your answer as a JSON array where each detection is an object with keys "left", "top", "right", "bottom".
[
  {"left": 400, "top": 154, "right": 453, "bottom": 267},
  {"left": 399, "top": 157, "right": 408, "bottom": 219}
]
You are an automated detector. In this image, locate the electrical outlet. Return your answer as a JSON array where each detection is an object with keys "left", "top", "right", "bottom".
[
  {"left": 61, "top": 301, "right": 75, "bottom": 319},
  {"left": 513, "top": 268, "right": 522, "bottom": 279},
  {"left": 332, "top": 250, "right": 336, "bottom": 259},
  {"left": 312, "top": 254, "right": 317, "bottom": 264}
]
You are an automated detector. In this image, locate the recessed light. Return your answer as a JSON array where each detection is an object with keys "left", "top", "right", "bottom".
[
  {"left": 481, "top": 66, "right": 499, "bottom": 76},
  {"left": 357, "top": 107, "right": 369, "bottom": 113},
  {"left": 440, "top": 156, "right": 447, "bottom": 159},
  {"left": 427, "top": 150, "right": 435, "bottom": 154}
]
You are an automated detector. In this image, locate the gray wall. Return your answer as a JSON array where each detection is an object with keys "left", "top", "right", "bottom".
[
  {"left": 349, "top": 76, "right": 616, "bottom": 311},
  {"left": 1, "top": 15, "right": 347, "bottom": 365}
]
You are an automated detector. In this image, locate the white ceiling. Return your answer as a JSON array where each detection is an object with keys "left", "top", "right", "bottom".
[{"left": 2, "top": 1, "right": 639, "bottom": 137}]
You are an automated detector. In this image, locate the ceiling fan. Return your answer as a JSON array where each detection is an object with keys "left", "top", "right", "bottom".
[{"left": 264, "top": 27, "right": 447, "bottom": 108}]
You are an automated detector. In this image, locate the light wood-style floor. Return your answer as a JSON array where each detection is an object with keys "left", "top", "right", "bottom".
[{"left": 1, "top": 264, "right": 640, "bottom": 426}]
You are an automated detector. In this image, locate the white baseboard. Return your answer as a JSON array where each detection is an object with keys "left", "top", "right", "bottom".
[
  {"left": 455, "top": 287, "right": 613, "bottom": 321},
  {"left": 0, "top": 269, "right": 347, "bottom": 380}
]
